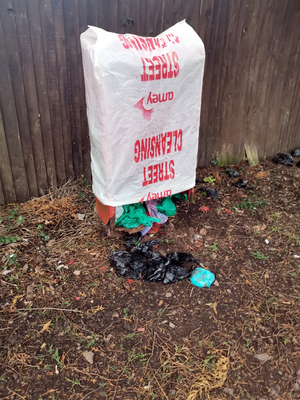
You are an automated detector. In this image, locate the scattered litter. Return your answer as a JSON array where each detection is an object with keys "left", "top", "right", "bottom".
[
  {"left": 273, "top": 153, "right": 293, "bottom": 167},
  {"left": 141, "top": 200, "right": 168, "bottom": 236},
  {"left": 225, "top": 209, "right": 231, "bottom": 213},
  {"left": 291, "top": 149, "right": 300, "bottom": 157},
  {"left": 83, "top": 351, "right": 94, "bottom": 364},
  {"left": 199, "top": 205, "right": 210, "bottom": 212},
  {"left": 226, "top": 168, "right": 239, "bottom": 177},
  {"left": 294, "top": 255, "right": 300, "bottom": 259},
  {"left": 2, "top": 269, "right": 12, "bottom": 276},
  {"left": 137, "top": 327, "right": 145, "bottom": 332},
  {"left": 116, "top": 203, "right": 161, "bottom": 229},
  {"left": 265, "top": 239, "right": 269, "bottom": 244},
  {"left": 254, "top": 353, "right": 272, "bottom": 362},
  {"left": 77, "top": 213, "right": 85, "bottom": 221},
  {"left": 169, "top": 322, "right": 176, "bottom": 329},
  {"left": 76, "top": 297, "right": 80, "bottom": 300},
  {"left": 56, "top": 264, "right": 68, "bottom": 270},
  {"left": 199, "top": 187, "right": 220, "bottom": 199},
  {"left": 157, "top": 197, "right": 177, "bottom": 216},
  {"left": 109, "top": 242, "right": 199, "bottom": 284},
  {"left": 233, "top": 179, "right": 247, "bottom": 189},
  {"left": 190, "top": 267, "right": 215, "bottom": 288},
  {"left": 68, "top": 259, "right": 75, "bottom": 265}
]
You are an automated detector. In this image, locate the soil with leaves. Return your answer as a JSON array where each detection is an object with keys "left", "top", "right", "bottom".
[{"left": 1, "top": 160, "right": 300, "bottom": 400}]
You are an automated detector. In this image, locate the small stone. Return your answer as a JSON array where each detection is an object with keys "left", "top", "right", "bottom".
[
  {"left": 254, "top": 353, "right": 272, "bottom": 362},
  {"left": 105, "top": 334, "right": 113, "bottom": 343},
  {"left": 170, "top": 389, "right": 176, "bottom": 396},
  {"left": 73, "top": 270, "right": 81, "bottom": 276},
  {"left": 83, "top": 351, "right": 94, "bottom": 364},
  {"left": 169, "top": 322, "right": 175, "bottom": 329},
  {"left": 223, "top": 387, "right": 234, "bottom": 396},
  {"left": 213, "top": 280, "right": 219, "bottom": 287},
  {"left": 77, "top": 213, "right": 85, "bottom": 221},
  {"left": 194, "top": 234, "right": 201, "bottom": 241},
  {"left": 162, "top": 320, "right": 168, "bottom": 324},
  {"left": 227, "top": 289, "right": 232, "bottom": 294},
  {"left": 165, "top": 292, "right": 172, "bottom": 298},
  {"left": 199, "top": 228, "right": 207, "bottom": 236},
  {"left": 112, "top": 312, "right": 119, "bottom": 318}
]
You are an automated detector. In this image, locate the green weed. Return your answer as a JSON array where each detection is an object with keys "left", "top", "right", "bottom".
[
  {"left": 251, "top": 250, "right": 267, "bottom": 260},
  {"left": 203, "top": 176, "right": 216, "bottom": 184},
  {"left": 38, "top": 225, "right": 50, "bottom": 242},
  {"left": 236, "top": 197, "right": 268, "bottom": 210}
]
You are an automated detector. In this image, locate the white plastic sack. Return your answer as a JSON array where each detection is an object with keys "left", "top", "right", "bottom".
[{"left": 81, "top": 20, "right": 205, "bottom": 206}]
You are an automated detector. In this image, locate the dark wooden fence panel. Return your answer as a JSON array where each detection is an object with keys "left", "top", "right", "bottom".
[{"left": 0, "top": 0, "right": 299, "bottom": 204}]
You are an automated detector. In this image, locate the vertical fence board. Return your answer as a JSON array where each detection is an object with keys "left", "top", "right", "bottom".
[
  {"left": 0, "top": 16, "right": 29, "bottom": 202},
  {"left": 0, "top": 107, "right": 17, "bottom": 204},
  {"left": 0, "top": 1, "right": 38, "bottom": 198},
  {"left": 51, "top": 0, "right": 74, "bottom": 179},
  {"left": 86, "top": 0, "right": 97, "bottom": 27},
  {"left": 26, "top": 0, "right": 57, "bottom": 187},
  {"left": 63, "top": 0, "right": 83, "bottom": 178},
  {"left": 78, "top": 0, "right": 91, "bottom": 179},
  {"left": 40, "top": 0, "right": 66, "bottom": 185},
  {"left": 13, "top": 0, "right": 48, "bottom": 194}
]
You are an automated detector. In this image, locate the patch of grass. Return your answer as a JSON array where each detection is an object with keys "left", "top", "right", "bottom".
[
  {"left": 251, "top": 250, "right": 268, "bottom": 260},
  {"left": 52, "top": 348, "right": 63, "bottom": 367},
  {"left": 65, "top": 377, "right": 80, "bottom": 387},
  {"left": 123, "top": 333, "right": 136, "bottom": 339},
  {"left": 236, "top": 196, "right": 268, "bottom": 210}
]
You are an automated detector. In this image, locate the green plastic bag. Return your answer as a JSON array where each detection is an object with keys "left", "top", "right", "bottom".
[
  {"left": 172, "top": 193, "right": 188, "bottom": 202},
  {"left": 116, "top": 203, "right": 160, "bottom": 229},
  {"left": 156, "top": 197, "right": 177, "bottom": 217}
]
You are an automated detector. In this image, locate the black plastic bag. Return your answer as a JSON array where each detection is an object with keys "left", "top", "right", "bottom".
[
  {"left": 142, "top": 262, "right": 167, "bottom": 282},
  {"left": 273, "top": 153, "right": 293, "bottom": 167},
  {"left": 291, "top": 150, "right": 300, "bottom": 157},
  {"left": 109, "top": 251, "right": 132, "bottom": 277},
  {"left": 233, "top": 179, "right": 248, "bottom": 189},
  {"left": 129, "top": 252, "right": 148, "bottom": 279},
  {"left": 199, "top": 187, "right": 220, "bottom": 199},
  {"left": 226, "top": 169, "right": 239, "bottom": 178},
  {"left": 135, "top": 240, "right": 159, "bottom": 257},
  {"left": 123, "top": 232, "right": 141, "bottom": 251},
  {"left": 163, "top": 265, "right": 191, "bottom": 284},
  {"left": 166, "top": 251, "right": 199, "bottom": 266}
]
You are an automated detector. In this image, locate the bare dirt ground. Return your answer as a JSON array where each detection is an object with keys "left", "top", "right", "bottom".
[{"left": 0, "top": 159, "right": 300, "bottom": 400}]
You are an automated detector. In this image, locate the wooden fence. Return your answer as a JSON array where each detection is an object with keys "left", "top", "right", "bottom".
[{"left": 0, "top": 0, "right": 299, "bottom": 204}]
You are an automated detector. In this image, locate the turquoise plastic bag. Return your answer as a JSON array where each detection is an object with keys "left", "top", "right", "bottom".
[{"left": 190, "top": 268, "right": 215, "bottom": 288}]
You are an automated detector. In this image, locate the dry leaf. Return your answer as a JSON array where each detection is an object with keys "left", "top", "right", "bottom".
[
  {"left": 255, "top": 171, "right": 269, "bottom": 179},
  {"left": 39, "top": 320, "right": 52, "bottom": 334},
  {"left": 40, "top": 343, "right": 46, "bottom": 350}
]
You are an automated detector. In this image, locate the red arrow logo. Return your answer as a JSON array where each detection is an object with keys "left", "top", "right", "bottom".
[{"left": 133, "top": 97, "right": 153, "bottom": 121}]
